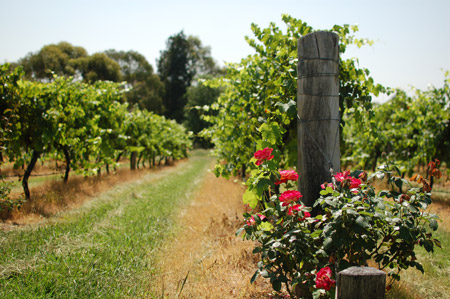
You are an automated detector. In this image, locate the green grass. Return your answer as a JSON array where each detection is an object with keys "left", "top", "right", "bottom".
[
  {"left": 0, "top": 150, "right": 213, "bottom": 298},
  {"left": 386, "top": 228, "right": 450, "bottom": 299}
]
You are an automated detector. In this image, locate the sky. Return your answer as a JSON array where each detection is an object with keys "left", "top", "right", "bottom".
[{"left": 1, "top": 0, "right": 449, "bottom": 102}]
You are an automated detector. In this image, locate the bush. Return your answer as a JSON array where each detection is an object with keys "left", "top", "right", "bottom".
[{"left": 239, "top": 148, "right": 441, "bottom": 298}]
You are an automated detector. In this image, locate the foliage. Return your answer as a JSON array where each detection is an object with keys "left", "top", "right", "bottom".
[
  {"left": 0, "top": 63, "right": 191, "bottom": 201},
  {"left": 104, "top": 49, "right": 165, "bottom": 114},
  {"left": 183, "top": 76, "right": 222, "bottom": 148},
  {"left": 240, "top": 148, "right": 441, "bottom": 298},
  {"left": 78, "top": 52, "right": 122, "bottom": 82},
  {"left": 157, "top": 31, "right": 219, "bottom": 122},
  {"left": 0, "top": 176, "right": 13, "bottom": 212},
  {"left": 14, "top": 42, "right": 121, "bottom": 83},
  {"left": 203, "top": 14, "right": 386, "bottom": 178},
  {"left": 343, "top": 73, "right": 450, "bottom": 174},
  {"left": 15, "top": 41, "right": 88, "bottom": 81},
  {"left": 125, "top": 109, "right": 191, "bottom": 168},
  {"left": 13, "top": 43, "right": 167, "bottom": 114}
]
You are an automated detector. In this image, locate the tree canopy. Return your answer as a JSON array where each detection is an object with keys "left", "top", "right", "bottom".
[
  {"left": 17, "top": 41, "right": 88, "bottom": 81},
  {"left": 15, "top": 42, "right": 122, "bottom": 83},
  {"left": 183, "top": 75, "right": 221, "bottom": 147},
  {"left": 105, "top": 50, "right": 164, "bottom": 114},
  {"left": 13, "top": 43, "right": 167, "bottom": 114},
  {"left": 157, "top": 31, "right": 219, "bottom": 123},
  {"left": 78, "top": 52, "right": 122, "bottom": 82},
  {"left": 11, "top": 36, "right": 223, "bottom": 125}
]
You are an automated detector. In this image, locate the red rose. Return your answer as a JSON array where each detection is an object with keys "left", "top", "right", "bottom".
[
  {"left": 315, "top": 266, "right": 336, "bottom": 291},
  {"left": 279, "top": 190, "right": 302, "bottom": 207},
  {"left": 275, "top": 170, "right": 299, "bottom": 185},
  {"left": 287, "top": 204, "right": 311, "bottom": 221},
  {"left": 254, "top": 148, "right": 274, "bottom": 166}
]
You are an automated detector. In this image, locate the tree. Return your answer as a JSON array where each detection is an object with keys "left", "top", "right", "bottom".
[
  {"left": 16, "top": 42, "right": 88, "bottom": 81},
  {"left": 183, "top": 76, "right": 221, "bottom": 148},
  {"left": 157, "top": 31, "right": 218, "bottom": 123},
  {"left": 104, "top": 50, "right": 165, "bottom": 114},
  {"left": 14, "top": 42, "right": 123, "bottom": 83},
  {"left": 79, "top": 53, "right": 122, "bottom": 82}
]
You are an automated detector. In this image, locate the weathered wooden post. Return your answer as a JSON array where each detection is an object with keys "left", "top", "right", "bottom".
[
  {"left": 297, "top": 31, "right": 340, "bottom": 208},
  {"left": 297, "top": 32, "right": 387, "bottom": 298},
  {"left": 336, "top": 267, "right": 386, "bottom": 299}
]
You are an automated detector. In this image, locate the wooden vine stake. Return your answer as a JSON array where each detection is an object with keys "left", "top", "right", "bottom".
[
  {"left": 336, "top": 266, "right": 386, "bottom": 299},
  {"left": 297, "top": 31, "right": 340, "bottom": 208}
]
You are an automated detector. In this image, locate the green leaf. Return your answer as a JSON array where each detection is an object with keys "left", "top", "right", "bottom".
[
  {"left": 433, "top": 239, "right": 442, "bottom": 248},
  {"left": 347, "top": 209, "right": 359, "bottom": 217},
  {"left": 259, "top": 122, "right": 281, "bottom": 145},
  {"left": 399, "top": 226, "right": 411, "bottom": 241},
  {"left": 243, "top": 189, "right": 259, "bottom": 209},
  {"left": 272, "top": 279, "right": 282, "bottom": 292},
  {"left": 429, "top": 219, "right": 438, "bottom": 231},
  {"left": 275, "top": 100, "right": 297, "bottom": 117},
  {"left": 250, "top": 270, "right": 259, "bottom": 284},
  {"left": 355, "top": 216, "right": 370, "bottom": 228},
  {"left": 310, "top": 229, "right": 323, "bottom": 238},
  {"left": 127, "top": 146, "right": 146, "bottom": 153},
  {"left": 323, "top": 237, "right": 333, "bottom": 250},
  {"left": 259, "top": 221, "right": 273, "bottom": 231},
  {"left": 358, "top": 211, "right": 374, "bottom": 217},
  {"left": 414, "top": 262, "right": 424, "bottom": 273}
]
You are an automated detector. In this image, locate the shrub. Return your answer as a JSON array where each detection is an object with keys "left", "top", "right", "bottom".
[{"left": 239, "top": 148, "right": 441, "bottom": 298}]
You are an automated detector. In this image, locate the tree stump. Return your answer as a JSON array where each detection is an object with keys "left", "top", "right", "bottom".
[{"left": 336, "top": 266, "right": 386, "bottom": 299}]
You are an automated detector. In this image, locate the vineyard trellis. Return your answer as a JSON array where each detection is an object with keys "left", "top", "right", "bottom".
[{"left": 0, "top": 63, "right": 192, "bottom": 203}]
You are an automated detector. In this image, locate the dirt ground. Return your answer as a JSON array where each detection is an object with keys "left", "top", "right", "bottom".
[{"left": 149, "top": 168, "right": 274, "bottom": 298}]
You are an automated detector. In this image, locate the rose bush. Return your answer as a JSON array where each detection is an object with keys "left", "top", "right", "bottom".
[{"left": 239, "top": 147, "right": 441, "bottom": 298}]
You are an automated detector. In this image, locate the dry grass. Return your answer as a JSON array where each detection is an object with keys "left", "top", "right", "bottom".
[
  {"left": 150, "top": 169, "right": 450, "bottom": 299},
  {"left": 0, "top": 160, "right": 64, "bottom": 177},
  {"left": 149, "top": 170, "right": 275, "bottom": 298}
]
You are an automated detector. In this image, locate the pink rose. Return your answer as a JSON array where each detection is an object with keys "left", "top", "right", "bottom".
[
  {"left": 334, "top": 170, "right": 350, "bottom": 182},
  {"left": 334, "top": 171, "right": 362, "bottom": 190},
  {"left": 320, "top": 183, "right": 334, "bottom": 189},
  {"left": 246, "top": 214, "right": 266, "bottom": 226}
]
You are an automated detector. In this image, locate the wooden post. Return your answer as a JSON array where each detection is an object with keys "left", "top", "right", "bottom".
[
  {"left": 336, "top": 266, "right": 386, "bottom": 299},
  {"left": 297, "top": 31, "right": 340, "bottom": 208}
]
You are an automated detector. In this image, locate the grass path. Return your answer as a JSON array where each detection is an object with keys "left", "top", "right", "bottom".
[
  {"left": 1, "top": 150, "right": 449, "bottom": 298},
  {"left": 148, "top": 161, "right": 273, "bottom": 298},
  {"left": 0, "top": 150, "right": 212, "bottom": 298}
]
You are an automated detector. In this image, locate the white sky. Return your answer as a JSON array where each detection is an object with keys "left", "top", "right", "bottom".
[{"left": 1, "top": 0, "right": 449, "bottom": 100}]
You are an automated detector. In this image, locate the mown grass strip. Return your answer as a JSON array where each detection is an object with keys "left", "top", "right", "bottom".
[
  {"left": 387, "top": 228, "right": 450, "bottom": 299},
  {"left": 0, "top": 150, "right": 213, "bottom": 298}
]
